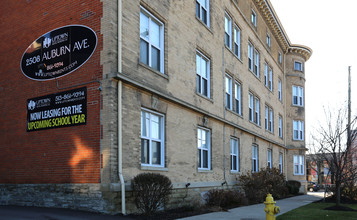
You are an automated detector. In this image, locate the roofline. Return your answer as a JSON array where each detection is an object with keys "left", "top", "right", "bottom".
[{"left": 256, "top": 0, "right": 312, "bottom": 61}]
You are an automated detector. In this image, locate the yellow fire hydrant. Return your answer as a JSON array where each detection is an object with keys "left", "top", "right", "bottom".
[{"left": 264, "top": 194, "right": 280, "bottom": 220}]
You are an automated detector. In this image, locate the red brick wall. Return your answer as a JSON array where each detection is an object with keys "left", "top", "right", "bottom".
[{"left": 0, "top": 1, "right": 103, "bottom": 183}]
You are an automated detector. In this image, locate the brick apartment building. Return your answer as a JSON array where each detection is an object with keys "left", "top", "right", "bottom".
[{"left": 0, "top": 0, "right": 312, "bottom": 214}]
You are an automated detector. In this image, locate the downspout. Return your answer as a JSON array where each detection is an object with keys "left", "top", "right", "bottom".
[
  {"left": 118, "top": 0, "right": 126, "bottom": 215},
  {"left": 222, "top": 46, "right": 227, "bottom": 185}
]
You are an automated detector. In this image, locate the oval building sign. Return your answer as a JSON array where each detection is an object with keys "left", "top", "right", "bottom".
[{"left": 20, "top": 25, "right": 97, "bottom": 81}]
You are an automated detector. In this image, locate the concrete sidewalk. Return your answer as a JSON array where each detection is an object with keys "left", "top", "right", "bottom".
[{"left": 179, "top": 192, "right": 326, "bottom": 220}]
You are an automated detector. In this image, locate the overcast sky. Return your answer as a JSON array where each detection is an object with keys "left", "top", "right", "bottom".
[{"left": 269, "top": 0, "right": 357, "bottom": 149}]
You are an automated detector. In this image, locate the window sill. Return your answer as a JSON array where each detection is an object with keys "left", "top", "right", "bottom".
[
  {"left": 249, "top": 69, "right": 260, "bottom": 81},
  {"left": 225, "top": 46, "right": 243, "bottom": 64},
  {"left": 198, "top": 169, "right": 212, "bottom": 173},
  {"left": 249, "top": 120, "right": 261, "bottom": 128},
  {"left": 139, "top": 62, "right": 168, "bottom": 80},
  {"left": 141, "top": 165, "right": 168, "bottom": 172},
  {"left": 196, "top": 92, "right": 214, "bottom": 103},
  {"left": 226, "top": 107, "right": 242, "bottom": 118},
  {"left": 195, "top": 17, "right": 213, "bottom": 34},
  {"left": 230, "top": 170, "right": 240, "bottom": 174}
]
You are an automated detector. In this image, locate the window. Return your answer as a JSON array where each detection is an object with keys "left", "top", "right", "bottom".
[
  {"left": 278, "top": 52, "right": 282, "bottom": 64},
  {"left": 278, "top": 79, "right": 282, "bottom": 101},
  {"left": 278, "top": 116, "right": 283, "bottom": 138},
  {"left": 230, "top": 138, "right": 239, "bottom": 172},
  {"left": 248, "top": 42, "right": 254, "bottom": 72},
  {"left": 294, "top": 155, "right": 304, "bottom": 175},
  {"left": 251, "top": 9, "right": 257, "bottom": 27},
  {"left": 293, "top": 120, "right": 304, "bottom": 140},
  {"left": 234, "top": 82, "right": 242, "bottom": 115},
  {"left": 198, "top": 127, "right": 211, "bottom": 170},
  {"left": 196, "top": 51, "right": 210, "bottom": 97},
  {"left": 294, "top": 61, "right": 303, "bottom": 71},
  {"left": 266, "top": 33, "right": 271, "bottom": 47},
  {"left": 225, "top": 75, "right": 232, "bottom": 110},
  {"left": 264, "top": 64, "right": 268, "bottom": 87},
  {"left": 264, "top": 64, "right": 272, "bottom": 91},
  {"left": 252, "top": 145, "right": 259, "bottom": 172},
  {"left": 255, "top": 97, "right": 260, "bottom": 125},
  {"left": 196, "top": 0, "right": 209, "bottom": 26},
  {"left": 254, "top": 49, "right": 260, "bottom": 77},
  {"left": 292, "top": 85, "right": 304, "bottom": 106},
  {"left": 234, "top": 25, "right": 241, "bottom": 58},
  {"left": 141, "top": 109, "right": 165, "bottom": 167},
  {"left": 265, "top": 106, "right": 273, "bottom": 132},
  {"left": 267, "top": 149, "right": 272, "bottom": 168},
  {"left": 279, "top": 153, "right": 283, "bottom": 173},
  {"left": 225, "top": 12, "right": 232, "bottom": 49},
  {"left": 268, "top": 67, "right": 272, "bottom": 90},
  {"left": 249, "top": 93, "right": 260, "bottom": 125},
  {"left": 140, "top": 7, "right": 164, "bottom": 73}
]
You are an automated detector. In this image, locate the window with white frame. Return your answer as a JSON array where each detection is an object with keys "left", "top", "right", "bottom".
[
  {"left": 248, "top": 42, "right": 254, "bottom": 72},
  {"left": 234, "top": 25, "right": 241, "bottom": 58},
  {"left": 278, "top": 52, "right": 282, "bottom": 64},
  {"left": 268, "top": 67, "right": 272, "bottom": 90},
  {"left": 251, "top": 9, "right": 257, "bottom": 27},
  {"left": 255, "top": 97, "right": 260, "bottom": 125},
  {"left": 230, "top": 138, "right": 239, "bottom": 172},
  {"left": 252, "top": 145, "right": 259, "bottom": 172},
  {"left": 278, "top": 115, "right": 283, "bottom": 138},
  {"left": 196, "top": 51, "right": 210, "bottom": 97},
  {"left": 279, "top": 153, "right": 283, "bottom": 173},
  {"left": 293, "top": 120, "right": 304, "bottom": 140},
  {"left": 140, "top": 7, "right": 164, "bottom": 73},
  {"left": 292, "top": 85, "right": 304, "bottom": 106},
  {"left": 264, "top": 64, "right": 269, "bottom": 87},
  {"left": 266, "top": 33, "right": 271, "bottom": 48},
  {"left": 294, "top": 61, "right": 303, "bottom": 72},
  {"left": 264, "top": 64, "right": 272, "bottom": 90},
  {"left": 267, "top": 149, "right": 272, "bottom": 168},
  {"left": 249, "top": 93, "right": 260, "bottom": 125},
  {"left": 265, "top": 105, "right": 273, "bottom": 132},
  {"left": 196, "top": 0, "right": 209, "bottom": 26},
  {"left": 198, "top": 127, "right": 211, "bottom": 170},
  {"left": 254, "top": 49, "right": 260, "bottom": 77},
  {"left": 225, "top": 75, "right": 232, "bottom": 110},
  {"left": 278, "top": 79, "right": 282, "bottom": 101},
  {"left": 141, "top": 109, "right": 165, "bottom": 167},
  {"left": 293, "top": 155, "right": 304, "bottom": 175},
  {"left": 225, "top": 12, "right": 232, "bottom": 49},
  {"left": 235, "top": 82, "right": 242, "bottom": 115}
]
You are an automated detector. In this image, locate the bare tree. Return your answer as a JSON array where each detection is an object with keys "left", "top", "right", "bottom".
[{"left": 309, "top": 106, "right": 357, "bottom": 206}]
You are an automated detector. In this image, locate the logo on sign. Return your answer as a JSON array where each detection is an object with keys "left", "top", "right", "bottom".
[
  {"left": 20, "top": 25, "right": 97, "bottom": 81},
  {"left": 43, "top": 38, "right": 52, "bottom": 48}
]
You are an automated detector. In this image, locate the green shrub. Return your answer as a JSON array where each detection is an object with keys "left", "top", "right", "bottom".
[
  {"left": 286, "top": 180, "right": 301, "bottom": 195},
  {"left": 239, "top": 167, "right": 288, "bottom": 203},
  {"left": 132, "top": 173, "right": 173, "bottom": 215},
  {"left": 204, "top": 189, "right": 248, "bottom": 208}
]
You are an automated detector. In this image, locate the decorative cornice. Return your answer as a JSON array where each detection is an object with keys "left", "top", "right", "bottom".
[{"left": 255, "top": 0, "right": 312, "bottom": 61}]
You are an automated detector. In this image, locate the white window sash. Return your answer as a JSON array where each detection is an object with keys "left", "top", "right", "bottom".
[
  {"left": 198, "top": 127, "right": 211, "bottom": 170},
  {"left": 225, "top": 13, "right": 232, "bottom": 49},
  {"left": 225, "top": 75, "right": 232, "bottom": 110},
  {"left": 235, "top": 82, "right": 241, "bottom": 115},
  {"left": 196, "top": 51, "right": 210, "bottom": 97},
  {"left": 234, "top": 25, "right": 241, "bottom": 58},
  {"left": 140, "top": 7, "right": 164, "bottom": 73},
  {"left": 141, "top": 109, "right": 165, "bottom": 167}
]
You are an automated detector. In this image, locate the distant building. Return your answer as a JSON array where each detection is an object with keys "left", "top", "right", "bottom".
[{"left": 0, "top": 0, "right": 312, "bottom": 214}]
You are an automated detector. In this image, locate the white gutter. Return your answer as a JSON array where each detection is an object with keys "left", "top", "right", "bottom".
[{"left": 117, "top": 0, "right": 126, "bottom": 215}]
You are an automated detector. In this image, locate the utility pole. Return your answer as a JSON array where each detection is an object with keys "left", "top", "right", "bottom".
[{"left": 347, "top": 66, "right": 351, "bottom": 147}]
